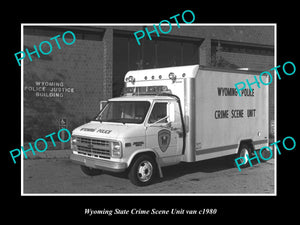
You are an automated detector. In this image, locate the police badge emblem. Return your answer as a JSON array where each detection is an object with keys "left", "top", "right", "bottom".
[{"left": 158, "top": 129, "right": 171, "bottom": 152}]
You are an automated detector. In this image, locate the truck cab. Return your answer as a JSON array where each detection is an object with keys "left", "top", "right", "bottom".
[{"left": 71, "top": 94, "right": 185, "bottom": 186}]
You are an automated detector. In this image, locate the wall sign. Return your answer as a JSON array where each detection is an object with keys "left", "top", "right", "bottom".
[{"left": 24, "top": 81, "right": 75, "bottom": 98}]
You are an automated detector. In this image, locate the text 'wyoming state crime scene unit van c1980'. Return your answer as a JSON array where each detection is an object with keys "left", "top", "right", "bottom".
[{"left": 70, "top": 65, "right": 269, "bottom": 186}]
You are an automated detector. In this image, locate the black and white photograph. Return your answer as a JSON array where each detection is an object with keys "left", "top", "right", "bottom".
[
  {"left": 4, "top": 6, "right": 299, "bottom": 221},
  {"left": 20, "top": 24, "right": 276, "bottom": 195}
]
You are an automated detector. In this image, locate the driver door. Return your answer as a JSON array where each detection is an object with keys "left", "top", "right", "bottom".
[{"left": 145, "top": 101, "right": 183, "bottom": 164}]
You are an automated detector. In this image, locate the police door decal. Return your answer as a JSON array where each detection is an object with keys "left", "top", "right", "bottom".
[{"left": 158, "top": 129, "right": 171, "bottom": 152}]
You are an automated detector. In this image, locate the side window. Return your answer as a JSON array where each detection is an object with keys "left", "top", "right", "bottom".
[{"left": 148, "top": 103, "right": 168, "bottom": 124}]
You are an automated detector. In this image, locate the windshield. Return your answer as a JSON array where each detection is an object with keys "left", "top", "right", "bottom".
[{"left": 94, "top": 101, "right": 150, "bottom": 124}]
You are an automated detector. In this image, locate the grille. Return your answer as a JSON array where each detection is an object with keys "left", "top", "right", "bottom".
[{"left": 76, "top": 137, "right": 111, "bottom": 159}]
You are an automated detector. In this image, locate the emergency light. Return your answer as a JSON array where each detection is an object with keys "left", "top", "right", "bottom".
[
  {"left": 125, "top": 76, "right": 135, "bottom": 84},
  {"left": 168, "top": 72, "right": 176, "bottom": 83},
  {"left": 123, "top": 86, "right": 171, "bottom": 96}
]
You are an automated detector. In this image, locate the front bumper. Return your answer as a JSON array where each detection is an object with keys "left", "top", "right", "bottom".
[{"left": 70, "top": 153, "right": 127, "bottom": 172}]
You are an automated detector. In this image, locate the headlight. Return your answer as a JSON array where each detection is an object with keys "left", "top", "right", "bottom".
[
  {"left": 111, "top": 141, "right": 122, "bottom": 158},
  {"left": 71, "top": 136, "right": 77, "bottom": 150},
  {"left": 71, "top": 136, "right": 77, "bottom": 144}
]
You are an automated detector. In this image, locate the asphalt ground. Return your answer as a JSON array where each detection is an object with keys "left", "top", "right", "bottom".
[{"left": 23, "top": 152, "right": 275, "bottom": 194}]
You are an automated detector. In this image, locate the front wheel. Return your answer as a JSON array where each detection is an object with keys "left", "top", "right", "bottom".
[{"left": 128, "top": 155, "right": 157, "bottom": 186}]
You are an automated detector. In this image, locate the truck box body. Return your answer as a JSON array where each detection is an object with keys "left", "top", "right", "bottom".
[
  {"left": 193, "top": 68, "right": 268, "bottom": 162},
  {"left": 124, "top": 65, "right": 269, "bottom": 163}
]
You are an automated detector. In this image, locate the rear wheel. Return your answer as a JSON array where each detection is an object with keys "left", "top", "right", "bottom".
[
  {"left": 235, "top": 143, "right": 253, "bottom": 168},
  {"left": 80, "top": 165, "right": 102, "bottom": 176},
  {"left": 128, "top": 155, "right": 157, "bottom": 186}
]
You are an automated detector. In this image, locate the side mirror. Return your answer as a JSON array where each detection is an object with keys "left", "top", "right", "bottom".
[
  {"left": 148, "top": 116, "right": 170, "bottom": 127},
  {"left": 165, "top": 121, "right": 172, "bottom": 128},
  {"left": 100, "top": 100, "right": 107, "bottom": 111}
]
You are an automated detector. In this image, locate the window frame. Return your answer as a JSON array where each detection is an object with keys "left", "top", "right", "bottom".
[{"left": 146, "top": 101, "right": 170, "bottom": 125}]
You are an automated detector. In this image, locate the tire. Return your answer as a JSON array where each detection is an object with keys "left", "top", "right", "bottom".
[
  {"left": 235, "top": 143, "right": 253, "bottom": 168},
  {"left": 128, "top": 155, "right": 157, "bottom": 186},
  {"left": 80, "top": 165, "right": 102, "bottom": 176}
]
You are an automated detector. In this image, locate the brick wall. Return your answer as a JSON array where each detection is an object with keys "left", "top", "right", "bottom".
[
  {"left": 111, "top": 25, "right": 274, "bottom": 46},
  {"left": 102, "top": 28, "right": 113, "bottom": 100},
  {"left": 216, "top": 51, "right": 274, "bottom": 71},
  {"left": 23, "top": 29, "right": 104, "bottom": 141},
  {"left": 23, "top": 25, "right": 275, "bottom": 143}
]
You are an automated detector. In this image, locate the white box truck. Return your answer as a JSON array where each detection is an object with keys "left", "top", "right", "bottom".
[{"left": 70, "top": 65, "right": 269, "bottom": 186}]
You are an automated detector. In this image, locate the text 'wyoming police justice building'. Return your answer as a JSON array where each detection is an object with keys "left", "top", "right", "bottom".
[{"left": 23, "top": 25, "right": 275, "bottom": 148}]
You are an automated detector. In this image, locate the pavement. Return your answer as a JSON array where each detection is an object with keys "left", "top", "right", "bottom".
[
  {"left": 23, "top": 149, "right": 71, "bottom": 160},
  {"left": 22, "top": 150, "right": 275, "bottom": 194}
]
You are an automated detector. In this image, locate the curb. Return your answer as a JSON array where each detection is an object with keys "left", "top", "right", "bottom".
[{"left": 24, "top": 149, "right": 72, "bottom": 160}]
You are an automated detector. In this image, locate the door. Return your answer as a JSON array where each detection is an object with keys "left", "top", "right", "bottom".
[{"left": 145, "top": 101, "right": 183, "bottom": 165}]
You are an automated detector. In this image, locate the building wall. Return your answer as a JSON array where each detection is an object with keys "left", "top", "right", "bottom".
[
  {"left": 24, "top": 28, "right": 105, "bottom": 142},
  {"left": 110, "top": 25, "right": 274, "bottom": 46},
  {"left": 23, "top": 25, "right": 275, "bottom": 143}
]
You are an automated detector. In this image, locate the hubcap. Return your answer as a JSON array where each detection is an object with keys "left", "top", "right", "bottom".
[
  {"left": 137, "top": 160, "right": 153, "bottom": 182},
  {"left": 240, "top": 148, "right": 250, "bottom": 164}
]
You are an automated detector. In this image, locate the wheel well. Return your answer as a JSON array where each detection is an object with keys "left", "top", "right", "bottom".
[
  {"left": 128, "top": 151, "right": 157, "bottom": 169},
  {"left": 239, "top": 139, "right": 254, "bottom": 152}
]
